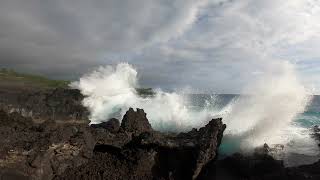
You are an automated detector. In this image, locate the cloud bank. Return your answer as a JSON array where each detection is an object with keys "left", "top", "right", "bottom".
[{"left": 0, "top": 0, "right": 319, "bottom": 93}]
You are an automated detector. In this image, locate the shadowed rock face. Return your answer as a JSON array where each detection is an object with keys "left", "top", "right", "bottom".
[
  {"left": 0, "top": 109, "right": 95, "bottom": 180},
  {"left": 58, "top": 108, "right": 226, "bottom": 180},
  {"left": 0, "top": 88, "right": 88, "bottom": 121},
  {"left": 0, "top": 108, "right": 226, "bottom": 180},
  {"left": 120, "top": 108, "right": 153, "bottom": 135},
  {"left": 90, "top": 118, "right": 120, "bottom": 133},
  {"left": 198, "top": 151, "right": 320, "bottom": 180},
  {"left": 312, "top": 125, "right": 320, "bottom": 147},
  {"left": 3, "top": 87, "right": 319, "bottom": 180}
]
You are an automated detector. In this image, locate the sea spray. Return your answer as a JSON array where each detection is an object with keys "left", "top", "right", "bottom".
[
  {"left": 223, "top": 62, "right": 311, "bottom": 147},
  {"left": 70, "top": 63, "right": 216, "bottom": 131},
  {"left": 71, "top": 62, "right": 314, "bottom": 156}
]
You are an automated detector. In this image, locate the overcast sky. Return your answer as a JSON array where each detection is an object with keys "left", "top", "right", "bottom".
[{"left": 0, "top": 0, "right": 319, "bottom": 93}]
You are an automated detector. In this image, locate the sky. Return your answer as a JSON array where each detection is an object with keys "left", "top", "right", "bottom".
[{"left": 0, "top": 0, "right": 320, "bottom": 93}]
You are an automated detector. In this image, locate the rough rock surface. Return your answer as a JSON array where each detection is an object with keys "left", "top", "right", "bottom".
[
  {"left": 312, "top": 125, "right": 320, "bottom": 147},
  {"left": 0, "top": 108, "right": 226, "bottom": 180},
  {"left": 90, "top": 118, "right": 120, "bottom": 133},
  {"left": 2, "top": 86, "right": 320, "bottom": 180},
  {"left": 58, "top": 108, "right": 226, "bottom": 180},
  {"left": 120, "top": 108, "right": 153, "bottom": 134},
  {"left": 199, "top": 150, "right": 320, "bottom": 180},
  {"left": 0, "top": 110, "right": 95, "bottom": 180},
  {"left": 0, "top": 88, "right": 88, "bottom": 121}
]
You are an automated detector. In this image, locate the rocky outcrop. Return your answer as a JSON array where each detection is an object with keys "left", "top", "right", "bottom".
[
  {"left": 0, "top": 108, "right": 226, "bottom": 180},
  {"left": 0, "top": 110, "right": 95, "bottom": 180},
  {"left": 58, "top": 108, "right": 226, "bottom": 180},
  {"left": 90, "top": 118, "right": 120, "bottom": 133},
  {"left": 2, "top": 85, "right": 320, "bottom": 180},
  {"left": 0, "top": 88, "right": 88, "bottom": 121},
  {"left": 199, "top": 151, "right": 320, "bottom": 180},
  {"left": 120, "top": 108, "right": 153, "bottom": 135},
  {"left": 312, "top": 125, "right": 320, "bottom": 147}
]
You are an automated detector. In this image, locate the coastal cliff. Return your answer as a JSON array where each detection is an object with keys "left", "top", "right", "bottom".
[
  {"left": 0, "top": 107, "right": 226, "bottom": 180},
  {"left": 1, "top": 87, "right": 320, "bottom": 180}
]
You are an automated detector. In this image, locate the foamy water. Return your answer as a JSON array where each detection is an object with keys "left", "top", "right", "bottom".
[{"left": 71, "top": 63, "right": 319, "bottom": 165}]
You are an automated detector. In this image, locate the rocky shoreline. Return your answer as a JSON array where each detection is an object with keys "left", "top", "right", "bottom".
[
  {"left": 0, "top": 88, "right": 320, "bottom": 180},
  {"left": 0, "top": 107, "right": 225, "bottom": 180}
]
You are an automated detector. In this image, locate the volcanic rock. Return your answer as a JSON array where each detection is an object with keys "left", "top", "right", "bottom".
[
  {"left": 312, "top": 125, "right": 320, "bottom": 145},
  {"left": 90, "top": 118, "right": 120, "bottom": 133},
  {"left": 198, "top": 152, "right": 320, "bottom": 180},
  {"left": 120, "top": 108, "right": 152, "bottom": 135},
  {"left": 0, "top": 107, "right": 226, "bottom": 180},
  {"left": 0, "top": 110, "right": 95, "bottom": 180},
  {"left": 57, "top": 108, "right": 226, "bottom": 180},
  {"left": 0, "top": 88, "right": 88, "bottom": 121}
]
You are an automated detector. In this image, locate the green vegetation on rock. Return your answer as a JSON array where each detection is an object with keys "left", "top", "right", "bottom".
[
  {"left": 0, "top": 68, "right": 157, "bottom": 95},
  {"left": 0, "top": 68, "right": 70, "bottom": 89}
]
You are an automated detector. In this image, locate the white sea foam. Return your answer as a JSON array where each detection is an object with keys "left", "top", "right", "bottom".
[
  {"left": 70, "top": 63, "right": 215, "bottom": 131},
  {"left": 223, "top": 62, "right": 311, "bottom": 148},
  {"left": 71, "top": 62, "right": 315, "bottom": 156}
]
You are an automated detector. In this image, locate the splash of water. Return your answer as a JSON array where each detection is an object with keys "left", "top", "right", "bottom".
[
  {"left": 71, "top": 62, "right": 312, "bottom": 153},
  {"left": 70, "top": 63, "right": 215, "bottom": 131},
  {"left": 223, "top": 62, "right": 311, "bottom": 149}
]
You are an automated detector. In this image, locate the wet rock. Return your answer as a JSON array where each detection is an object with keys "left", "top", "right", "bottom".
[
  {"left": 59, "top": 109, "right": 226, "bottom": 180},
  {"left": 0, "top": 88, "right": 89, "bottom": 121},
  {"left": 90, "top": 118, "right": 120, "bottom": 133},
  {"left": 120, "top": 108, "right": 152, "bottom": 135},
  {"left": 219, "top": 153, "right": 287, "bottom": 179},
  {"left": 0, "top": 110, "right": 95, "bottom": 180},
  {"left": 287, "top": 160, "right": 320, "bottom": 180},
  {"left": 199, "top": 152, "right": 320, "bottom": 180},
  {"left": 0, "top": 107, "right": 226, "bottom": 180}
]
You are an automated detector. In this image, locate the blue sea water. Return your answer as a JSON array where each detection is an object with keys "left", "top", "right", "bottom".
[
  {"left": 295, "top": 95, "right": 320, "bottom": 128},
  {"left": 188, "top": 94, "right": 320, "bottom": 159}
]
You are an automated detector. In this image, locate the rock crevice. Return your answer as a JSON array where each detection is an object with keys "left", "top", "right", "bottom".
[{"left": 0, "top": 108, "right": 226, "bottom": 180}]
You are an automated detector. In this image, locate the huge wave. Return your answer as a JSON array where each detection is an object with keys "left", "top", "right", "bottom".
[{"left": 71, "top": 62, "right": 313, "bottom": 154}]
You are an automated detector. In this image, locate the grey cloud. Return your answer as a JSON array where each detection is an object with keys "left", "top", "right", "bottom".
[
  {"left": 0, "top": 0, "right": 319, "bottom": 93},
  {"left": 0, "top": 0, "right": 208, "bottom": 78}
]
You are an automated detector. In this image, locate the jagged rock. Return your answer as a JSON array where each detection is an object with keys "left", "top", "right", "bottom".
[
  {"left": 287, "top": 160, "right": 320, "bottom": 180},
  {"left": 198, "top": 152, "right": 320, "bottom": 180},
  {"left": 254, "top": 143, "right": 270, "bottom": 155},
  {"left": 90, "top": 118, "right": 120, "bottom": 133},
  {"left": 59, "top": 109, "right": 226, "bottom": 180},
  {"left": 133, "top": 118, "right": 226, "bottom": 179},
  {"left": 311, "top": 125, "right": 320, "bottom": 147},
  {"left": 210, "top": 153, "right": 287, "bottom": 180},
  {"left": 0, "top": 110, "right": 95, "bottom": 180},
  {"left": 0, "top": 88, "right": 89, "bottom": 121},
  {"left": 0, "top": 107, "right": 226, "bottom": 180},
  {"left": 1, "top": 85, "right": 320, "bottom": 180},
  {"left": 120, "top": 108, "right": 152, "bottom": 135}
]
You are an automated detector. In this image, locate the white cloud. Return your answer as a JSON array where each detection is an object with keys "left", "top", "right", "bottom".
[
  {"left": 0, "top": 0, "right": 208, "bottom": 73},
  {"left": 0, "top": 0, "right": 319, "bottom": 92}
]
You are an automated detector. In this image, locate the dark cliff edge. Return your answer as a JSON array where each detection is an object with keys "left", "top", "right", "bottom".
[
  {"left": 0, "top": 88, "right": 88, "bottom": 122},
  {"left": 0, "top": 107, "right": 226, "bottom": 180},
  {"left": 1, "top": 88, "right": 320, "bottom": 180}
]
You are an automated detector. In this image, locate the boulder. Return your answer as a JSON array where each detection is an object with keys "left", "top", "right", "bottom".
[
  {"left": 120, "top": 108, "right": 152, "bottom": 135},
  {"left": 0, "top": 88, "right": 89, "bottom": 121},
  {"left": 90, "top": 118, "right": 120, "bottom": 133},
  {"left": 59, "top": 109, "right": 226, "bottom": 180},
  {"left": 0, "top": 110, "right": 95, "bottom": 180}
]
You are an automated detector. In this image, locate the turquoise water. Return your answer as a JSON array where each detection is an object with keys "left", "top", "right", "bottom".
[
  {"left": 217, "top": 95, "right": 320, "bottom": 156},
  {"left": 295, "top": 111, "right": 320, "bottom": 128},
  {"left": 186, "top": 94, "right": 320, "bottom": 155}
]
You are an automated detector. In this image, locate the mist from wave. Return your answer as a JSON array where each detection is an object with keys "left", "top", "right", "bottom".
[{"left": 71, "top": 63, "right": 317, "bottom": 163}]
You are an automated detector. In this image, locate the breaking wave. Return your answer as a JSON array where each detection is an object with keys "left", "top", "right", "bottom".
[{"left": 71, "top": 62, "right": 313, "bottom": 154}]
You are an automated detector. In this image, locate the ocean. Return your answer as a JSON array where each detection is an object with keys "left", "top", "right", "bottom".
[
  {"left": 188, "top": 94, "right": 320, "bottom": 166},
  {"left": 74, "top": 63, "right": 319, "bottom": 167}
]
